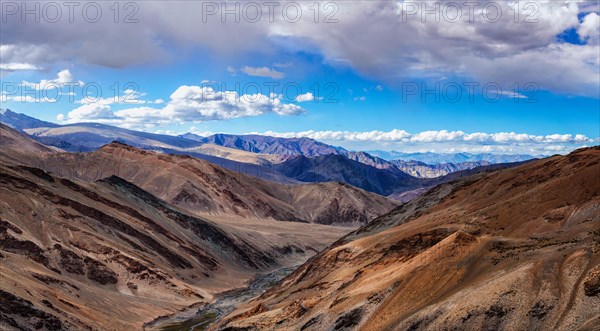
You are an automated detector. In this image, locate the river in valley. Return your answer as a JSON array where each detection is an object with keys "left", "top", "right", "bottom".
[{"left": 144, "top": 266, "right": 297, "bottom": 331}]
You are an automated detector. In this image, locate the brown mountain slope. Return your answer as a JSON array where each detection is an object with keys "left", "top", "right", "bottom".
[
  {"left": 35, "top": 141, "right": 395, "bottom": 225},
  {"left": 0, "top": 158, "right": 353, "bottom": 330},
  {"left": 0, "top": 123, "right": 59, "bottom": 164},
  {"left": 215, "top": 147, "right": 600, "bottom": 331}
]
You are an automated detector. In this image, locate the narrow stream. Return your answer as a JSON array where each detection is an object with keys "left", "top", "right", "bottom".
[{"left": 145, "top": 266, "right": 297, "bottom": 331}]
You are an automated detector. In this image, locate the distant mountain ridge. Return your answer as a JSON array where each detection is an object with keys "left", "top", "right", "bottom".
[
  {"left": 0, "top": 124, "right": 396, "bottom": 225},
  {"left": 1, "top": 109, "right": 536, "bottom": 199},
  {"left": 183, "top": 133, "right": 504, "bottom": 178},
  {"left": 182, "top": 133, "right": 347, "bottom": 157},
  {"left": 0, "top": 108, "right": 59, "bottom": 130},
  {"left": 368, "top": 150, "right": 537, "bottom": 164}
]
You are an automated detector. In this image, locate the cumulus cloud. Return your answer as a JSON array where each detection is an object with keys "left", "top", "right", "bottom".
[
  {"left": 578, "top": 12, "right": 600, "bottom": 43},
  {"left": 240, "top": 66, "right": 285, "bottom": 79},
  {"left": 256, "top": 129, "right": 593, "bottom": 144},
  {"left": 21, "top": 69, "right": 83, "bottom": 91},
  {"left": 251, "top": 129, "right": 595, "bottom": 154},
  {"left": 295, "top": 92, "right": 315, "bottom": 102},
  {"left": 0, "top": 70, "right": 78, "bottom": 102},
  {"left": 57, "top": 85, "right": 305, "bottom": 129},
  {"left": 60, "top": 103, "right": 115, "bottom": 122}
]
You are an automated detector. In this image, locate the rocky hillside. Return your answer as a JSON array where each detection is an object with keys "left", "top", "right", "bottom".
[
  {"left": 0, "top": 164, "right": 253, "bottom": 329},
  {"left": 216, "top": 147, "right": 600, "bottom": 330},
  {"left": 36, "top": 141, "right": 395, "bottom": 225}
]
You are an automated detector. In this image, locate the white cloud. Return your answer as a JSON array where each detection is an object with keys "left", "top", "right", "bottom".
[
  {"left": 578, "top": 12, "right": 600, "bottom": 43},
  {"left": 226, "top": 66, "right": 237, "bottom": 75},
  {"left": 354, "top": 96, "right": 366, "bottom": 101},
  {"left": 154, "top": 129, "right": 180, "bottom": 136},
  {"left": 256, "top": 129, "right": 592, "bottom": 144},
  {"left": 295, "top": 92, "right": 315, "bottom": 102},
  {"left": 251, "top": 129, "right": 596, "bottom": 154},
  {"left": 496, "top": 90, "right": 528, "bottom": 99},
  {"left": 240, "top": 66, "right": 285, "bottom": 79},
  {"left": 57, "top": 85, "right": 305, "bottom": 129},
  {"left": 60, "top": 103, "right": 115, "bottom": 122},
  {"left": 0, "top": 63, "right": 39, "bottom": 71},
  {"left": 21, "top": 69, "right": 83, "bottom": 91},
  {"left": 188, "top": 126, "right": 215, "bottom": 137}
]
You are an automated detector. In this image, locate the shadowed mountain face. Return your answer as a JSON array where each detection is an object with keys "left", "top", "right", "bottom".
[
  {"left": 275, "top": 154, "right": 424, "bottom": 196},
  {"left": 216, "top": 147, "right": 600, "bottom": 331}
]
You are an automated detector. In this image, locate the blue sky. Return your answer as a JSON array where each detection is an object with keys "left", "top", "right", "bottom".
[{"left": 1, "top": 1, "right": 599, "bottom": 154}]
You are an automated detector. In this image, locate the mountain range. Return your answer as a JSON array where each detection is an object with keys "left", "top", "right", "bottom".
[
  {"left": 2, "top": 124, "right": 395, "bottom": 226},
  {"left": 181, "top": 132, "right": 347, "bottom": 157},
  {"left": 0, "top": 109, "right": 536, "bottom": 201},
  {"left": 1, "top": 111, "right": 598, "bottom": 330}
]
